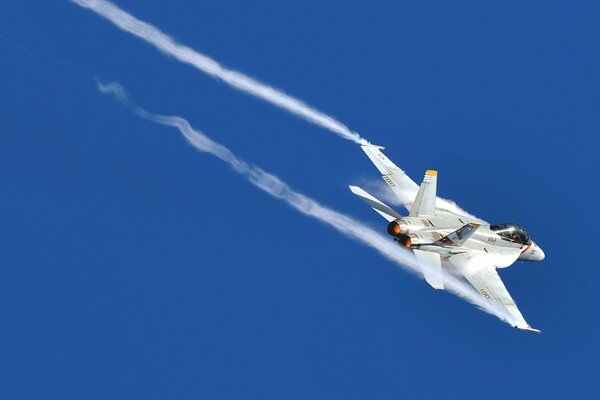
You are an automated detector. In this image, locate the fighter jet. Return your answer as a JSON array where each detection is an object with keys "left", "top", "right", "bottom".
[{"left": 350, "top": 144, "right": 544, "bottom": 333}]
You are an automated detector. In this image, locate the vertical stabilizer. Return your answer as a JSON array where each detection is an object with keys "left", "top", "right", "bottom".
[{"left": 409, "top": 170, "right": 438, "bottom": 217}]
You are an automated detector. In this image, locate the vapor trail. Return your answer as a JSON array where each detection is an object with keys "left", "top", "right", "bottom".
[
  {"left": 70, "top": 0, "right": 487, "bottom": 226},
  {"left": 71, "top": 0, "right": 366, "bottom": 145},
  {"left": 97, "top": 81, "right": 513, "bottom": 327}
]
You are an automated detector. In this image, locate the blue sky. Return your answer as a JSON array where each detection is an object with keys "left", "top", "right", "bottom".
[{"left": 1, "top": 0, "right": 598, "bottom": 398}]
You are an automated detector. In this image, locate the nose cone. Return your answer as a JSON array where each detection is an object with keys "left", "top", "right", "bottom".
[
  {"left": 519, "top": 241, "right": 545, "bottom": 261},
  {"left": 536, "top": 244, "right": 546, "bottom": 261}
]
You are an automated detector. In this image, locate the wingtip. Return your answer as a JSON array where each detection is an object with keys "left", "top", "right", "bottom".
[
  {"left": 361, "top": 143, "right": 385, "bottom": 150},
  {"left": 517, "top": 326, "right": 542, "bottom": 334}
]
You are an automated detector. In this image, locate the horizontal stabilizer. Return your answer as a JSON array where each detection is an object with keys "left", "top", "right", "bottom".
[
  {"left": 348, "top": 186, "right": 402, "bottom": 222},
  {"left": 413, "top": 249, "right": 444, "bottom": 290}
]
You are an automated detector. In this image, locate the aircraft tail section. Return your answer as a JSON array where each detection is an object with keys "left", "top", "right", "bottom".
[
  {"left": 434, "top": 224, "right": 480, "bottom": 247},
  {"left": 409, "top": 170, "right": 438, "bottom": 217},
  {"left": 348, "top": 185, "right": 402, "bottom": 222}
]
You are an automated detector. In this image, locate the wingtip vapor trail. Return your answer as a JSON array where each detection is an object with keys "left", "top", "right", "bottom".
[
  {"left": 71, "top": 0, "right": 368, "bottom": 146},
  {"left": 96, "top": 79, "right": 516, "bottom": 328}
]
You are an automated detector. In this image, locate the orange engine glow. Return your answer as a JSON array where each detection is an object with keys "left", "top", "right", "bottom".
[{"left": 387, "top": 221, "right": 401, "bottom": 236}]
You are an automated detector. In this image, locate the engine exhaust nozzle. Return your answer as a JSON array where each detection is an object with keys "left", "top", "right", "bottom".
[
  {"left": 387, "top": 221, "right": 401, "bottom": 236},
  {"left": 387, "top": 220, "right": 408, "bottom": 237},
  {"left": 393, "top": 233, "right": 424, "bottom": 249}
]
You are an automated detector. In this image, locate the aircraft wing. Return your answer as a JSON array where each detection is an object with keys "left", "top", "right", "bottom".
[
  {"left": 360, "top": 144, "right": 484, "bottom": 223},
  {"left": 361, "top": 144, "right": 419, "bottom": 212},
  {"left": 448, "top": 252, "right": 540, "bottom": 333}
]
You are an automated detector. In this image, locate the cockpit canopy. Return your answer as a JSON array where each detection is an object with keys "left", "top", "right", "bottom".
[{"left": 490, "top": 223, "right": 531, "bottom": 245}]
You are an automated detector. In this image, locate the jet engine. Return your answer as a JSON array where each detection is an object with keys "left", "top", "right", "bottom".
[
  {"left": 387, "top": 220, "right": 408, "bottom": 236},
  {"left": 386, "top": 218, "right": 430, "bottom": 237},
  {"left": 400, "top": 233, "right": 424, "bottom": 248}
]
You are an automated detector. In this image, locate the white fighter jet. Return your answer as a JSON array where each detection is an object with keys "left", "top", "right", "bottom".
[{"left": 350, "top": 144, "right": 544, "bottom": 333}]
